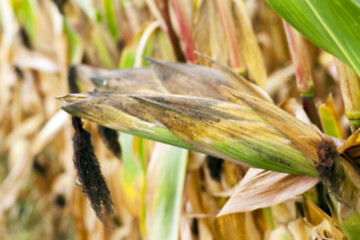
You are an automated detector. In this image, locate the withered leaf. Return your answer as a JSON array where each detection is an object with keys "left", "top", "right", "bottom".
[{"left": 218, "top": 168, "right": 319, "bottom": 216}]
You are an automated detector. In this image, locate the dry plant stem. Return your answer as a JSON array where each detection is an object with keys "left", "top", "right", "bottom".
[
  {"left": 215, "top": 0, "right": 244, "bottom": 69},
  {"left": 283, "top": 21, "right": 321, "bottom": 129},
  {"left": 334, "top": 58, "right": 360, "bottom": 132},
  {"left": 172, "top": 0, "right": 197, "bottom": 63},
  {"left": 302, "top": 95, "right": 321, "bottom": 129},
  {"left": 145, "top": 0, "right": 185, "bottom": 62},
  {"left": 233, "top": 0, "right": 267, "bottom": 88}
]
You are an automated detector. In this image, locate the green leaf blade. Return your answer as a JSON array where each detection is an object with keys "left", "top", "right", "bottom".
[{"left": 266, "top": 0, "right": 360, "bottom": 76}]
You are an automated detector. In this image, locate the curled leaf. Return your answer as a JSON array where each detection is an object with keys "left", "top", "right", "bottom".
[{"left": 218, "top": 168, "right": 319, "bottom": 216}]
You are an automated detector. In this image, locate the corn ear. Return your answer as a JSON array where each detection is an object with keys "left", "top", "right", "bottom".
[{"left": 133, "top": 94, "right": 318, "bottom": 176}]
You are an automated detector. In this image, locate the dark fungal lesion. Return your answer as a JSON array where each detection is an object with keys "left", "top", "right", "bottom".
[
  {"left": 316, "top": 136, "right": 344, "bottom": 200},
  {"left": 72, "top": 117, "right": 114, "bottom": 223}
]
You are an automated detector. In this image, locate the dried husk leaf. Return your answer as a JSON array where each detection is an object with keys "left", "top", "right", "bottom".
[
  {"left": 233, "top": 0, "right": 267, "bottom": 88},
  {"left": 338, "top": 129, "right": 360, "bottom": 166},
  {"left": 90, "top": 67, "right": 165, "bottom": 93},
  {"left": 266, "top": 64, "right": 295, "bottom": 95},
  {"left": 305, "top": 200, "right": 346, "bottom": 239},
  {"left": 287, "top": 217, "right": 313, "bottom": 240},
  {"left": 145, "top": 57, "right": 232, "bottom": 100},
  {"left": 215, "top": 212, "right": 246, "bottom": 240},
  {"left": 196, "top": 52, "right": 272, "bottom": 102},
  {"left": 218, "top": 169, "right": 318, "bottom": 216},
  {"left": 193, "top": 0, "right": 227, "bottom": 65},
  {"left": 279, "top": 98, "right": 312, "bottom": 126},
  {"left": 78, "top": 58, "right": 235, "bottom": 101}
]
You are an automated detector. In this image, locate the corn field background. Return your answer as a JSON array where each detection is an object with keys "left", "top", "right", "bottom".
[{"left": 1, "top": 0, "right": 360, "bottom": 239}]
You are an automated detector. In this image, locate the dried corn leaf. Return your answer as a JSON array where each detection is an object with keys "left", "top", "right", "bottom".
[
  {"left": 287, "top": 217, "right": 313, "bottom": 240},
  {"left": 171, "top": 0, "right": 197, "bottom": 62},
  {"left": 214, "top": 0, "right": 243, "bottom": 70},
  {"left": 80, "top": 57, "right": 234, "bottom": 101},
  {"left": 90, "top": 67, "right": 165, "bottom": 93},
  {"left": 218, "top": 169, "right": 318, "bottom": 216},
  {"left": 146, "top": 57, "right": 232, "bottom": 100},
  {"left": 233, "top": 0, "right": 267, "bottom": 88},
  {"left": 305, "top": 200, "right": 345, "bottom": 239},
  {"left": 196, "top": 52, "right": 272, "bottom": 102},
  {"left": 279, "top": 98, "right": 312, "bottom": 126},
  {"left": 215, "top": 213, "right": 246, "bottom": 240},
  {"left": 133, "top": 94, "right": 318, "bottom": 176},
  {"left": 193, "top": 0, "right": 226, "bottom": 64}
]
